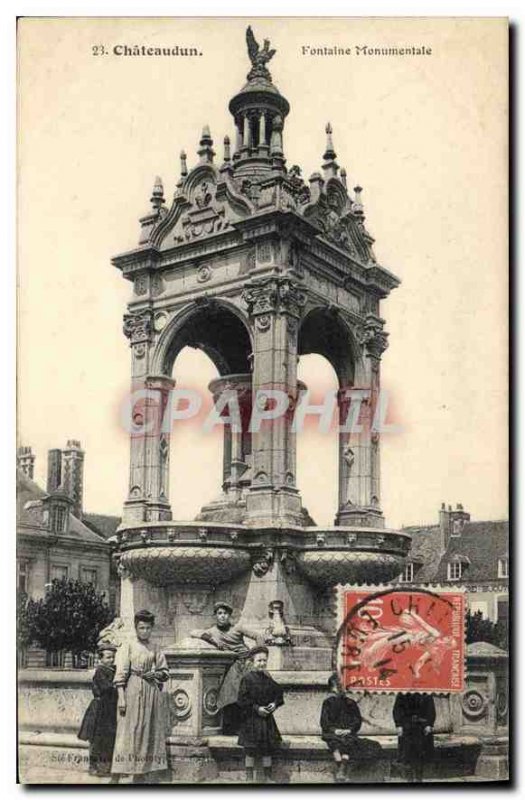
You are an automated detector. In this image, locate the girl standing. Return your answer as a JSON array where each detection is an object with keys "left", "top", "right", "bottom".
[
  {"left": 77, "top": 645, "right": 118, "bottom": 777},
  {"left": 237, "top": 645, "right": 284, "bottom": 783}
]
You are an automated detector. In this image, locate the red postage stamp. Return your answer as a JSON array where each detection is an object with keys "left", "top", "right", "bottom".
[{"left": 337, "top": 587, "right": 465, "bottom": 693}]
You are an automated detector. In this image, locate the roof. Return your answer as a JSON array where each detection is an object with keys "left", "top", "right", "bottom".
[
  {"left": 17, "top": 469, "right": 109, "bottom": 547},
  {"left": 83, "top": 513, "right": 121, "bottom": 540},
  {"left": 403, "top": 519, "right": 508, "bottom": 585},
  {"left": 402, "top": 524, "right": 444, "bottom": 582},
  {"left": 434, "top": 520, "right": 508, "bottom": 583}
]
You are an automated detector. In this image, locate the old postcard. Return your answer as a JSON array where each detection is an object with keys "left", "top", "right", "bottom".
[{"left": 17, "top": 17, "right": 509, "bottom": 784}]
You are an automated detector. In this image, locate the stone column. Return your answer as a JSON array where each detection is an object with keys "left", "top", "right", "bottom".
[
  {"left": 258, "top": 113, "right": 268, "bottom": 154},
  {"left": 124, "top": 372, "right": 175, "bottom": 524},
  {"left": 243, "top": 114, "right": 251, "bottom": 150},
  {"left": 208, "top": 373, "right": 252, "bottom": 496},
  {"left": 242, "top": 276, "right": 306, "bottom": 526},
  {"left": 234, "top": 121, "right": 243, "bottom": 159},
  {"left": 335, "top": 314, "right": 387, "bottom": 528}
]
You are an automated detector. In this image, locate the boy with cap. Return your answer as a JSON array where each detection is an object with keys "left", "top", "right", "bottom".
[
  {"left": 78, "top": 645, "right": 118, "bottom": 778},
  {"left": 191, "top": 601, "right": 263, "bottom": 734}
]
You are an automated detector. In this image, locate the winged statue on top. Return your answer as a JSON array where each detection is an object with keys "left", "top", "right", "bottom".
[{"left": 246, "top": 26, "right": 276, "bottom": 80}]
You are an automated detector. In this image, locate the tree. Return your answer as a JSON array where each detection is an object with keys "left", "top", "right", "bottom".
[
  {"left": 466, "top": 609, "right": 508, "bottom": 650},
  {"left": 29, "top": 577, "right": 112, "bottom": 657},
  {"left": 17, "top": 590, "right": 36, "bottom": 650}
]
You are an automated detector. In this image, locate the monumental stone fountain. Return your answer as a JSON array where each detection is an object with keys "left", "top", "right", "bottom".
[{"left": 109, "top": 24, "right": 420, "bottom": 777}]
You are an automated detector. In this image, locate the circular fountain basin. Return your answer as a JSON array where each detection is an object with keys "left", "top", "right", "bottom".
[{"left": 112, "top": 522, "right": 411, "bottom": 589}]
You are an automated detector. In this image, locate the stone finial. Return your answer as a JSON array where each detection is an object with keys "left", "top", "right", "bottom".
[
  {"left": 223, "top": 135, "right": 231, "bottom": 163},
  {"left": 150, "top": 176, "right": 165, "bottom": 211},
  {"left": 323, "top": 122, "right": 337, "bottom": 161},
  {"left": 180, "top": 150, "right": 188, "bottom": 177},
  {"left": 198, "top": 125, "right": 215, "bottom": 164},
  {"left": 353, "top": 185, "right": 364, "bottom": 218},
  {"left": 308, "top": 171, "right": 324, "bottom": 202}
]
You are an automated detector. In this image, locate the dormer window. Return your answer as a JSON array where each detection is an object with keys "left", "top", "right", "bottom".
[
  {"left": 42, "top": 494, "right": 72, "bottom": 535},
  {"left": 447, "top": 554, "right": 470, "bottom": 581},
  {"left": 448, "top": 561, "right": 463, "bottom": 581},
  {"left": 49, "top": 504, "right": 67, "bottom": 533},
  {"left": 498, "top": 558, "right": 508, "bottom": 579}
]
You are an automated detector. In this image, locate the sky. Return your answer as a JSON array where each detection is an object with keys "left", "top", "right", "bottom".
[{"left": 17, "top": 17, "right": 508, "bottom": 528}]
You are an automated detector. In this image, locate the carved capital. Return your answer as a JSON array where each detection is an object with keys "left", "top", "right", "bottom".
[
  {"left": 278, "top": 277, "right": 307, "bottom": 317},
  {"left": 242, "top": 279, "right": 279, "bottom": 316},
  {"left": 242, "top": 277, "right": 307, "bottom": 320},
  {"left": 123, "top": 309, "right": 154, "bottom": 344},
  {"left": 356, "top": 313, "right": 389, "bottom": 360}
]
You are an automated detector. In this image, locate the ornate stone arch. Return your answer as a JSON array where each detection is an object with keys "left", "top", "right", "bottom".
[
  {"left": 298, "top": 304, "right": 365, "bottom": 389},
  {"left": 152, "top": 298, "right": 254, "bottom": 377}
]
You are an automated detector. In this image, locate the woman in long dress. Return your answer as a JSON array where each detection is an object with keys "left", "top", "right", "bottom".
[{"left": 111, "top": 609, "right": 169, "bottom": 782}]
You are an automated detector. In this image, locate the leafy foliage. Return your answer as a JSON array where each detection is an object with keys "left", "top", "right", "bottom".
[
  {"left": 17, "top": 590, "right": 36, "bottom": 649},
  {"left": 29, "top": 578, "right": 112, "bottom": 655},
  {"left": 466, "top": 609, "right": 508, "bottom": 650}
]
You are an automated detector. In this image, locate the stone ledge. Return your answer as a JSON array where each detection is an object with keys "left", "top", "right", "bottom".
[
  {"left": 20, "top": 730, "right": 488, "bottom": 752},
  {"left": 20, "top": 731, "right": 88, "bottom": 748},
  {"left": 18, "top": 669, "right": 93, "bottom": 685},
  {"left": 206, "top": 733, "right": 484, "bottom": 754}
]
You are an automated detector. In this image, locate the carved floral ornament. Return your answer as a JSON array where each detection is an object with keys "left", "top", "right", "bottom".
[
  {"left": 170, "top": 688, "right": 192, "bottom": 721},
  {"left": 461, "top": 689, "right": 489, "bottom": 719},
  {"left": 242, "top": 277, "right": 307, "bottom": 319}
]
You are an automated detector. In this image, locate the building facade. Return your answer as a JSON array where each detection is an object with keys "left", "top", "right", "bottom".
[
  {"left": 399, "top": 503, "right": 509, "bottom": 624},
  {"left": 17, "top": 442, "right": 115, "bottom": 664}
]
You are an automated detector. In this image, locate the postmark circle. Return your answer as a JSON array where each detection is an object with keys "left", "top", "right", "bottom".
[{"left": 333, "top": 587, "right": 465, "bottom": 694}]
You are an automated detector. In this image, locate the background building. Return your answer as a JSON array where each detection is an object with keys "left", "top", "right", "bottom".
[
  {"left": 16, "top": 442, "right": 119, "bottom": 664},
  {"left": 399, "top": 503, "right": 508, "bottom": 624}
]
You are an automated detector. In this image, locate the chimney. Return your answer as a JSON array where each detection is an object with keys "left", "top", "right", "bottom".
[
  {"left": 17, "top": 446, "right": 35, "bottom": 479},
  {"left": 47, "top": 449, "right": 62, "bottom": 493},
  {"left": 439, "top": 502, "right": 470, "bottom": 549},
  {"left": 61, "top": 440, "right": 84, "bottom": 519}
]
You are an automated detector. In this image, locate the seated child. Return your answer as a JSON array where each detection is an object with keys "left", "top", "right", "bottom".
[
  {"left": 77, "top": 645, "right": 118, "bottom": 777},
  {"left": 237, "top": 645, "right": 284, "bottom": 783},
  {"left": 320, "top": 673, "right": 363, "bottom": 782}
]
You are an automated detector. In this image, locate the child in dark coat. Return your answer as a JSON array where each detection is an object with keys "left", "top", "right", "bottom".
[
  {"left": 237, "top": 645, "right": 284, "bottom": 783},
  {"left": 78, "top": 645, "right": 118, "bottom": 777},
  {"left": 320, "top": 673, "right": 363, "bottom": 782},
  {"left": 393, "top": 692, "right": 436, "bottom": 782}
]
